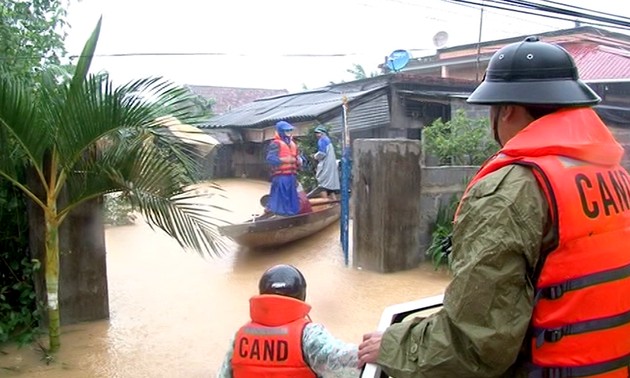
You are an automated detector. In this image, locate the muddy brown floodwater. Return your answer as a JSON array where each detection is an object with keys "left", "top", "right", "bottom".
[{"left": 0, "top": 178, "right": 451, "bottom": 378}]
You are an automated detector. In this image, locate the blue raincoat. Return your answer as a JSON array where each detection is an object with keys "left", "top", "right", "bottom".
[{"left": 266, "top": 121, "right": 300, "bottom": 216}]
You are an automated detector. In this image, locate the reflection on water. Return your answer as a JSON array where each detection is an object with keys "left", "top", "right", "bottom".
[{"left": 0, "top": 179, "right": 451, "bottom": 377}]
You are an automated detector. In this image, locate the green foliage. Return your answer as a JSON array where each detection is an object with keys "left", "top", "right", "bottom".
[
  {"left": 0, "top": 0, "right": 70, "bottom": 80},
  {"left": 346, "top": 63, "right": 380, "bottom": 80},
  {"left": 0, "top": 180, "right": 42, "bottom": 345},
  {"left": 0, "top": 0, "right": 69, "bottom": 348},
  {"left": 0, "top": 18, "right": 228, "bottom": 351},
  {"left": 426, "top": 196, "right": 459, "bottom": 270},
  {"left": 423, "top": 109, "right": 498, "bottom": 166},
  {"left": 103, "top": 193, "right": 136, "bottom": 226},
  {"left": 182, "top": 87, "right": 215, "bottom": 119}
]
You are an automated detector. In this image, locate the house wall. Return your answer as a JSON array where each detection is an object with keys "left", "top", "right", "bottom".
[
  {"left": 441, "top": 64, "right": 487, "bottom": 81},
  {"left": 231, "top": 142, "right": 269, "bottom": 179}
]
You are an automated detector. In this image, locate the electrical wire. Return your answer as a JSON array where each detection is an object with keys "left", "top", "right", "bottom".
[
  {"left": 445, "top": 0, "right": 630, "bottom": 30},
  {"left": 503, "top": 0, "right": 630, "bottom": 22},
  {"left": 536, "top": 0, "right": 630, "bottom": 22},
  {"left": 6, "top": 0, "right": 630, "bottom": 61}
]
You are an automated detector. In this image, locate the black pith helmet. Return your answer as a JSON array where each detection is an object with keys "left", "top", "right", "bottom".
[
  {"left": 467, "top": 36, "right": 601, "bottom": 106},
  {"left": 259, "top": 264, "right": 307, "bottom": 301}
]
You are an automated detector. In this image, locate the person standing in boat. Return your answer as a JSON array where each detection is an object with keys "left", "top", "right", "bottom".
[
  {"left": 265, "top": 121, "right": 301, "bottom": 216},
  {"left": 312, "top": 126, "right": 340, "bottom": 200},
  {"left": 217, "top": 264, "right": 360, "bottom": 378},
  {"left": 358, "top": 37, "right": 630, "bottom": 377}
]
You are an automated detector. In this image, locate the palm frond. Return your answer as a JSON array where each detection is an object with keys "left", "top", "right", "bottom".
[
  {"left": 132, "top": 188, "right": 229, "bottom": 258},
  {"left": 59, "top": 129, "right": 229, "bottom": 256},
  {"left": 70, "top": 17, "right": 101, "bottom": 93},
  {"left": 0, "top": 66, "right": 50, "bottom": 187},
  {"left": 55, "top": 76, "right": 204, "bottom": 172}
]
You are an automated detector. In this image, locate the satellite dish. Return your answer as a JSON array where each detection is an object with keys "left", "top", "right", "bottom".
[
  {"left": 386, "top": 50, "right": 411, "bottom": 72},
  {"left": 432, "top": 31, "right": 449, "bottom": 48}
]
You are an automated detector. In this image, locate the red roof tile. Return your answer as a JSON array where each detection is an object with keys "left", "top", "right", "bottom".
[{"left": 564, "top": 43, "right": 630, "bottom": 80}]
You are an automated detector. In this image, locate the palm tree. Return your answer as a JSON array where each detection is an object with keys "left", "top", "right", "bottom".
[{"left": 0, "top": 18, "right": 226, "bottom": 352}]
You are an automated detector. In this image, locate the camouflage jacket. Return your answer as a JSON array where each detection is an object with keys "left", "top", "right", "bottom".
[{"left": 377, "top": 165, "right": 552, "bottom": 378}]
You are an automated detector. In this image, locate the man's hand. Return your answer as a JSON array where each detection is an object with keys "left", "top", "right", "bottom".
[{"left": 358, "top": 331, "right": 383, "bottom": 367}]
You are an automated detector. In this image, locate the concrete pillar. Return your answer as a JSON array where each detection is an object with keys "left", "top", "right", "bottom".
[
  {"left": 352, "top": 139, "right": 423, "bottom": 273},
  {"left": 27, "top": 169, "right": 109, "bottom": 326}
]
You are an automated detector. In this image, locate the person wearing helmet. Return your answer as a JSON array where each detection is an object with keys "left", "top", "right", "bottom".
[
  {"left": 218, "top": 264, "right": 360, "bottom": 377},
  {"left": 359, "top": 37, "right": 630, "bottom": 377},
  {"left": 311, "top": 126, "right": 340, "bottom": 200},
  {"left": 265, "top": 121, "right": 302, "bottom": 216}
]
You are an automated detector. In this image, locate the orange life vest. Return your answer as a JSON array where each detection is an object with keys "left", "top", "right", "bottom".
[
  {"left": 231, "top": 295, "right": 316, "bottom": 378},
  {"left": 461, "top": 108, "right": 630, "bottom": 377},
  {"left": 271, "top": 133, "right": 299, "bottom": 176}
]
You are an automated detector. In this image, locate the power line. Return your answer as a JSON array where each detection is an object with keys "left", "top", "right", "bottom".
[
  {"left": 536, "top": 0, "right": 630, "bottom": 22},
  {"left": 504, "top": 0, "right": 630, "bottom": 23},
  {"left": 444, "top": 0, "right": 630, "bottom": 30},
  {"left": 7, "top": 1, "right": 630, "bottom": 62}
]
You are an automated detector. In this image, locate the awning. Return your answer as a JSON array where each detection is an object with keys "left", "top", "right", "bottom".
[{"left": 155, "top": 116, "right": 220, "bottom": 155}]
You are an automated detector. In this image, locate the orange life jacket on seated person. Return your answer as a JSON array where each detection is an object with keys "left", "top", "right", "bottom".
[
  {"left": 271, "top": 133, "right": 299, "bottom": 177},
  {"left": 462, "top": 108, "right": 630, "bottom": 377},
  {"left": 231, "top": 294, "right": 316, "bottom": 378}
]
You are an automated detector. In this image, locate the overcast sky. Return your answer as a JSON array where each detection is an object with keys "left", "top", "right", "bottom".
[{"left": 64, "top": 0, "right": 628, "bottom": 93}]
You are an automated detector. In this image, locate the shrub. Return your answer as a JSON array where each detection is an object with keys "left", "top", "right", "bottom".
[
  {"left": 423, "top": 109, "right": 498, "bottom": 166},
  {"left": 426, "top": 196, "right": 459, "bottom": 270},
  {"left": 0, "top": 181, "right": 41, "bottom": 345}
]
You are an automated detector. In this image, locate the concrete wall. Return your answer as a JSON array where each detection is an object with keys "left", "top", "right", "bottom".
[
  {"left": 418, "top": 166, "right": 478, "bottom": 255},
  {"left": 351, "top": 139, "right": 424, "bottom": 273},
  {"left": 351, "top": 139, "right": 478, "bottom": 273}
]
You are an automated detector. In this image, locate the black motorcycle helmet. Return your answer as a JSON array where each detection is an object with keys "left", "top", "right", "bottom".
[
  {"left": 259, "top": 264, "right": 307, "bottom": 301},
  {"left": 467, "top": 36, "right": 600, "bottom": 106}
]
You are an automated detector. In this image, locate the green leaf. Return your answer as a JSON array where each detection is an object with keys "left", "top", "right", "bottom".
[{"left": 70, "top": 16, "right": 102, "bottom": 92}]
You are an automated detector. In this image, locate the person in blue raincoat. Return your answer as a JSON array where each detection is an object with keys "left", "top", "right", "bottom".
[
  {"left": 266, "top": 121, "right": 301, "bottom": 216},
  {"left": 312, "top": 126, "right": 340, "bottom": 200}
]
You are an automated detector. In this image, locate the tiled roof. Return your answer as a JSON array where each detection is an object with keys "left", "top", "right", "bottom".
[
  {"left": 565, "top": 44, "right": 630, "bottom": 80},
  {"left": 403, "top": 26, "right": 630, "bottom": 81},
  {"left": 186, "top": 85, "right": 288, "bottom": 115}
]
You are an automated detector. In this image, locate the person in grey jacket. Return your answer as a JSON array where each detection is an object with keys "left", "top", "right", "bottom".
[{"left": 312, "top": 126, "right": 340, "bottom": 200}]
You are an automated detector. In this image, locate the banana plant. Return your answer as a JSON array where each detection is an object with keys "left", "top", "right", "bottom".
[{"left": 0, "top": 18, "right": 226, "bottom": 352}]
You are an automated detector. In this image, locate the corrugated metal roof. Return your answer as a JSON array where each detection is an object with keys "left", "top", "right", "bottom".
[
  {"left": 326, "top": 92, "right": 391, "bottom": 133},
  {"left": 565, "top": 44, "right": 630, "bottom": 80},
  {"left": 199, "top": 85, "right": 388, "bottom": 129}
]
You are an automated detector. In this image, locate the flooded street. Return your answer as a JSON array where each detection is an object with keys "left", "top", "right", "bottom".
[{"left": 0, "top": 179, "right": 451, "bottom": 377}]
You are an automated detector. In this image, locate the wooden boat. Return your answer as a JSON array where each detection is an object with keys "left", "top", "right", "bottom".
[{"left": 219, "top": 198, "right": 340, "bottom": 249}]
